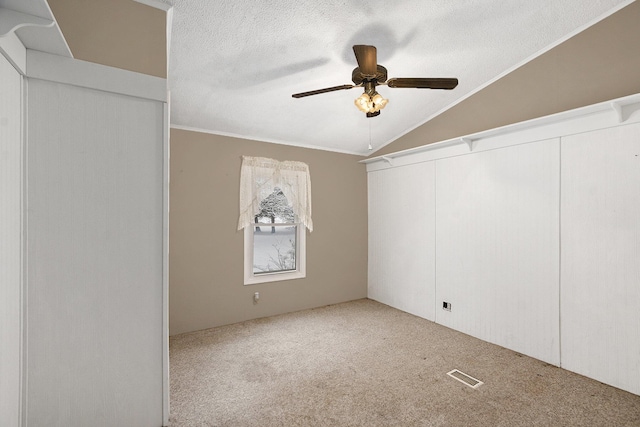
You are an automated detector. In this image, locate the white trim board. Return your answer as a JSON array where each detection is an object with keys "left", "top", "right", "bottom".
[
  {"left": 26, "top": 50, "right": 167, "bottom": 102},
  {"left": 162, "top": 102, "right": 170, "bottom": 426},
  {"left": 363, "top": 92, "right": 640, "bottom": 172},
  {"left": 0, "top": 48, "right": 24, "bottom": 427},
  {"left": 0, "top": 30, "right": 26, "bottom": 74},
  {"left": 132, "top": 0, "right": 173, "bottom": 11}
]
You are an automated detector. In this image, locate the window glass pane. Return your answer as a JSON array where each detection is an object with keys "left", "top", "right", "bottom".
[
  {"left": 253, "top": 225, "right": 297, "bottom": 274},
  {"left": 255, "top": 187, "right": 295, "bottom": 224}
]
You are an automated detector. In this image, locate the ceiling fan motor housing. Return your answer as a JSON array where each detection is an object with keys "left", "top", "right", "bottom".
[{"left": 352, "top": 65, "right": 388, "bottom": 85}]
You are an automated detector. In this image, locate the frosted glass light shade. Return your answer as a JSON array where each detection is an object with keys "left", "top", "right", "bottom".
[{"left": 354, "top": 91, "right": 387, "bottom": 114}]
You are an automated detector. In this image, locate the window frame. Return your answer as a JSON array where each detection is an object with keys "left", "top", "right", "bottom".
[{"left": 243, "top": 222, "right": 306, "bottom": 285}]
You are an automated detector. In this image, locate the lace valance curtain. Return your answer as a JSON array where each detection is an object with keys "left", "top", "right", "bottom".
[{"left": 238, "top": 156, "right": 313, "bottom": 232}]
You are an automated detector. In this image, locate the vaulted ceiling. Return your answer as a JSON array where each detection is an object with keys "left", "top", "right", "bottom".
[{"left": 162, "top": 0, "right": 631, "bottom": 155}]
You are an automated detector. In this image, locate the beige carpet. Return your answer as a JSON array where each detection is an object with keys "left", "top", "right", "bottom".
[{"left": 169, "top": 299, "right": 640, "bottom": 426}]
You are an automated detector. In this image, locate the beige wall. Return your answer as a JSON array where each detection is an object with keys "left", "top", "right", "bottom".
[
  {"left": 375, "top": 1, "right": 640, "bottom": 156},
  {"left": 48, "top": 0, "right": 167, "bottom": 78},
  {"left": 169, "top": 129, "right": 368, "bottom": 335}
]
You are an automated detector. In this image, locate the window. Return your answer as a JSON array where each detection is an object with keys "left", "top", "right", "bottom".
[{"left": 238, "top": 156, "right": 312, "bottom": 285}]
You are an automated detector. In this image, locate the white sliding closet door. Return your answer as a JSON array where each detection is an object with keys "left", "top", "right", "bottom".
[
  {"left": 435, "top": 139, "right": 560, "bottom": 365},
  {"left": 561, "top": 123, "right": 640, "bottom": 396},
  {"left": 368, "top": 162, "right": 436, "bottom": 320},
  {"left": 26, "top": 79, "right": 164, "bottom": 426},
  {"left": 0, "top": 51, "right": 22, "bottom": 427}
]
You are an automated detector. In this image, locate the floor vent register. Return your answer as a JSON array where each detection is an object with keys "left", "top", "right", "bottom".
[{"left": 447, "top": 369, "right": 484, "bottom": 389}]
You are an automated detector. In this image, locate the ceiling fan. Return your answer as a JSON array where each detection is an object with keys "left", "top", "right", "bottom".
[{"left": 292, "top": 45, "right": 459, "bottom": 117}]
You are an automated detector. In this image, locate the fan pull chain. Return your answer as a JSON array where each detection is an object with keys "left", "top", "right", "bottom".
[{"left": 368, "top": 120, "right": 372, "bottom": 151}]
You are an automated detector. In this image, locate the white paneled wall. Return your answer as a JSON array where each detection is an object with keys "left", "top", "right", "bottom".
[
  {"left": 366, "top": 93, "right": 640, "bottom": 395},
  {"left": 561, "top": 123, "right": 640, "bottom": 395},
  {"left": 0, "top": 49, "right": 22, "bottom": 427},
  {"left": 26, "top": 79, "right": 164, "bottom": 426},
  {"left": 368, "top": 162, "right": 436, "bottom": 320},
  {"left": 435, "top": 139, "right": 560, "bottom": 364}
]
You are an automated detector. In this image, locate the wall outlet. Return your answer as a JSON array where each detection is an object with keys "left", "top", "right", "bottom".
[
  {"left": 253, "top": 292, "right": 260, "bottom": 303},
  {"left": 442, "top": 301, "right": 451, "bottom": 311}
]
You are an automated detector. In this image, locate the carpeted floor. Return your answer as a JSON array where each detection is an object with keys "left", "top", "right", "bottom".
[{"left": 169, "top": 299, "right": 640, "bottom": 426}]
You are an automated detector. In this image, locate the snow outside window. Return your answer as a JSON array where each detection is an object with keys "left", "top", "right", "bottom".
[{"left": 238, "top": 156, "right": 312, "bottom": 285}]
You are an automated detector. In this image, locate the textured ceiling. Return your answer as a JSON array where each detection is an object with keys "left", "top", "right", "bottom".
[{"left": 163, "top": 0, "right": 629, "bottom": 155}]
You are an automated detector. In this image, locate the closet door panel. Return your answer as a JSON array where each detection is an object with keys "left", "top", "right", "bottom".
[
  {"left": 26, "top": 79, "right": 164, "bottom": 426},
  {"left": 368, "top": 162, "right": 436, "bottom": 320},
  {"left": 435, "top": 139, "right": 560, "bottom": 365},
  {"left": 561, "top": 123, "right": 640, "bottom": 395}
]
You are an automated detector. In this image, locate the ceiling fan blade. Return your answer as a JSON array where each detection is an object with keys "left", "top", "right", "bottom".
[
  {"left": 387, "top": 78, "right": 458, "bottom": 89},
  {"left": 353, "top": 45, "right": 377, "bottom": 77},
  {"left": 292, "top": 84, "right": 355, "bottom": 98}
]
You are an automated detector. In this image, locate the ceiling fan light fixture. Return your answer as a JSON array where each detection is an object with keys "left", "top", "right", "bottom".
[
  {"left": 355, "top": 92, "right": 371, "bottom": 112},
  {"left": 354, "top": 90, "right": 387, "bottom": 115},
  {"left": 371, "top": 93, "right": 388, "bottom": 111}
]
